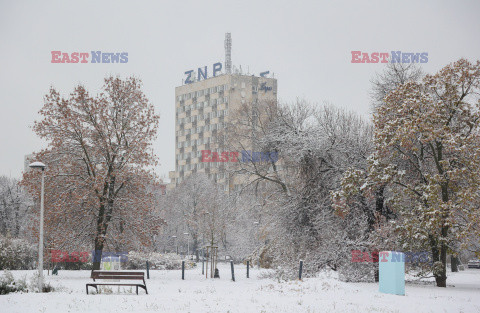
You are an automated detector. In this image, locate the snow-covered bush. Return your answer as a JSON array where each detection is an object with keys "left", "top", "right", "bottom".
[
  {"left": 0, "top": 236, "right": 36, "bottom": 270},
  {"left": 337, "top": 261, "right": 375, "bottom": 282},
  {"left": 125, "top": 252, "right": 195, "bottom": 270},
  {"left": 26, "top": 271, "right": 54, "bottom": 293},
  {"left": 0, "top": 271, "right": 27, "bottom": 294}
]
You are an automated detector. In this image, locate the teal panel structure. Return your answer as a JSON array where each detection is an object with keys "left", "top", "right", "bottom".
[{"left": 379, "top": 251, "right": 405, "bottom": 296}]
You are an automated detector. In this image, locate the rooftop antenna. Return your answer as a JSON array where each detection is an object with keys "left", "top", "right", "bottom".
[{"left": 224, "top": 33, "right": 232, "bottom": 74}]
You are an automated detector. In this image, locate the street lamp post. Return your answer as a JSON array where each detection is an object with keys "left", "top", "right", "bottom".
[
  {"left": 202, "top": 211, "right": 210, "bottom": 275},
  {"left": 29, "top": 161, "right": 46, "bottom": 292}
]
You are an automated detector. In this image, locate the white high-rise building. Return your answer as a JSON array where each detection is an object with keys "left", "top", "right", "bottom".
[{"left": 168, "top": 72, "right": 277, "bottom": 191}]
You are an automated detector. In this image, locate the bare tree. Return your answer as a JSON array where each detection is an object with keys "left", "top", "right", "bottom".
[
  {"left": 370, "top": 62, "right": 423, "bottom": 112},
  {"left": 225, "top": 98, "right": 375, "bottom": 277},
  {"left": 0, "top": 176, "right": 32, "bottom": 238}
]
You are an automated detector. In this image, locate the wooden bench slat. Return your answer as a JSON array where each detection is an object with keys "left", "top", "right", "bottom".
[
  {"left": 87, "top": 283, "right": 143, "bottom": 286},
  {"left": 86, "top": 270, "right": 148, "bottom": 295},
  {"left": 92, "top": 271, "right": 144, "bottom": 274},
  {"left": 95, "top": 275, "right": 143, "bottom": 280}
]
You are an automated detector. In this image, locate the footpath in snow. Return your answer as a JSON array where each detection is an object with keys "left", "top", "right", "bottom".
[{"left": 2, "top": 263, "right": 480, "bottom": 313}]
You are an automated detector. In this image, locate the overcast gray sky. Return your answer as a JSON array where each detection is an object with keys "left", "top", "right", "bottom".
[{"left": 1, "top": 0, "right": 479, "bottom": 181}]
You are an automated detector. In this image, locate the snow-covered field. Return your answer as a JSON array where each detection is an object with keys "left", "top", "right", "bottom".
[{"left": 2, "top": 263, "right": 480, "bottom": 313}]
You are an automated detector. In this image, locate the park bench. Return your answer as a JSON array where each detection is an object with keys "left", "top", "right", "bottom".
[{"left": 86, "top": 270, "right": 148, "bottom": 295}]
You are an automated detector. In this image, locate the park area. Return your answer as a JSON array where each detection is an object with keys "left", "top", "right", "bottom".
[{"left": 1, "top": 263, "right": 480, "bottom": 313}]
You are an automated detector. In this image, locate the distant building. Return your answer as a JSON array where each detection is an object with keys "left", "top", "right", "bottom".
[
  {"left": 168, "top": 72, "right": 277, "bottom": 191},
  {"left": 168, "top": 34, "right": 278, "bottom": 192}
]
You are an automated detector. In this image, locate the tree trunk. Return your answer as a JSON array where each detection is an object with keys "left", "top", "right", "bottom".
[
  {"left": 92, "top": 179, "right": 115, "bottom": 271},
  {"left": 92, "top": 202, "right": 110, "bottom": 271},
  {"left": 193, "top": 236, "right": 199, "bottom": 262},
  {"left": 429, "top": 235, "right": 445, "bottom": 287},
  {"left": 92, "top": 237, "right": 104, "bottom": 271},
  {"left": 431, "top": 225, "right": 448, "bottom": 287},
  {"left": 438, "top": 244, "right": 447, "bottom": 287},
  {"left": 435, "top": 273, "right": 447, "bottom": 287},
  {"left": 451, "top": 255, "right": 459, "bottom": 272}
]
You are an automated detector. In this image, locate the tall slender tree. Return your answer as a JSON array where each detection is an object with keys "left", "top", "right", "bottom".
[{"left": 23, "top": 76, "right": 162, "bottom": 270}]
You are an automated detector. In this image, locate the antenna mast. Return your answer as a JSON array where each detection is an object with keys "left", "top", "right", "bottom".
[{"left": 224, "top": 33, "right": 232, "bottom": 74}]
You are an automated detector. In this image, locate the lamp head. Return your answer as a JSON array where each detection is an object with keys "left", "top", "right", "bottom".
[{"left": 29, "top": 161, "right": 46, "bottom": 170}]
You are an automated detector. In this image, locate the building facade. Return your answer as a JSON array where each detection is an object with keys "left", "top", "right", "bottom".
[{"left": 168, "top": 73, "right": 277, "bottom": 191}]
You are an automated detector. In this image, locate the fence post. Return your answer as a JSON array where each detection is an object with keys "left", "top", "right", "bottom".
[
  {"left": 230, "top": 260, "right": 235, "bottom": 282},
  {"left": 182, "top": 261, "right": 185, "bottom": 280},
  {"left": 246, "top": 260, "right": 250, "bottom": 278},
  {"left": 146, "top": 261, "right": 150, "bottom": 279},
  {"left": 299, "top": 260, "right": 303, "bottom": 280}
]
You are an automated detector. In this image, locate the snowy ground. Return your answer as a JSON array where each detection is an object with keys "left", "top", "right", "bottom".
[{"left": 1, "top": 263, "right": 480, "bottom": 313}]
